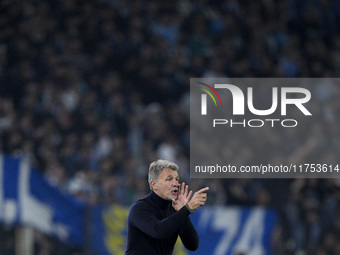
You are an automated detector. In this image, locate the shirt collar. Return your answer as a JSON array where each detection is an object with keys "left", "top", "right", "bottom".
[{"left": 150, "top": 190, "right": 171, "bottom": 208}]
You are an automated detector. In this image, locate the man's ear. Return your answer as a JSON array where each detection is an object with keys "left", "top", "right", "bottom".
[{"left": 151, "top": 180, "right": 157, "bottom": 191}]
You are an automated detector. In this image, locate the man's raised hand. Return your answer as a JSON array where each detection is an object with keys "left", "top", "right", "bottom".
[
  {"left": 187, "top": 187, "right": 209, "bottom": 211},
  {"left": 172, "top": 182, "right": 193, "bottom": 211}
]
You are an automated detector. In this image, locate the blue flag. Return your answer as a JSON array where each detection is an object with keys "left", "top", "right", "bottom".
[{"left": 0, "top": 154, "right": 85, "bottom": 247}]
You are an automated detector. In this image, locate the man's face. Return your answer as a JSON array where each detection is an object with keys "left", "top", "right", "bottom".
[{"left": 152, "top": 168, "right": 179, "bottom": 201}]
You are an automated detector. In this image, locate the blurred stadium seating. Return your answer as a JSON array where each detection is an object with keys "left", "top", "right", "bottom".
[{"left": 1, "top": 0, "right": 340, "bottom": 254}]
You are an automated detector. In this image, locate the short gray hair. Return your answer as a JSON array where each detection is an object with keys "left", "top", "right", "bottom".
[{"left": 148, "top": 159, "right": 178, "bottom": 190}]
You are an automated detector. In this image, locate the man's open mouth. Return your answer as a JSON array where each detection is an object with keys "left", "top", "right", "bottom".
[{"left": 171, "top": 189, "right": 178, "bottom": 195}]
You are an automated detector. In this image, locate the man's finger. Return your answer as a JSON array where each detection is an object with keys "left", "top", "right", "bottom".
[
  {"left": 196, "top": 187, "right": 210, "bottom": 194},
  {"left": 184, "top": 184, "right": 188, "bottom": 197},
  {"left": 187, "top": 190, "right": 192, "bottom": 200}
]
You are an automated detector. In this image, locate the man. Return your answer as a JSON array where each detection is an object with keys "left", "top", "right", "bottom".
[{"left": 125, "top": 159, "right": 209, "bottom": 255}]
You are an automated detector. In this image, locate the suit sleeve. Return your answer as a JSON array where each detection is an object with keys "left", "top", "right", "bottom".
[
  {"left": 128, "top": 201, "right": 191, "bottom": 239},
  {"left": 178, "top": 216, "right": 199, "bottom": 251}
]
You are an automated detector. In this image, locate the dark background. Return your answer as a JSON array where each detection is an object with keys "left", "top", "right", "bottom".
[{"left": 1, "top": 0, "right": 340, "bottom": 254}]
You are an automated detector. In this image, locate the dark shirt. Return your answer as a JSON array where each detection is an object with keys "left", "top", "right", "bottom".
[{"left": 125, "top": 191, "right": 199, "bottom": 255}]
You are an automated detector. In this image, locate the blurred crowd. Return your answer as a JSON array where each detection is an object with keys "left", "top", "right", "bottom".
[{"left": 1, "top": 0, "right": 340, "bottom": 254}]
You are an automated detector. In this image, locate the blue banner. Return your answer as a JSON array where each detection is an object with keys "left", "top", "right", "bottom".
[
  {"left": 90, "top": 205, "right": 277, "bottom": 255},
  {"left": 189, "top": 207, "right": 277, "bottom": 255},
  {"left": 0, "top": 154, "right": 85, "bottom": 247}
]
